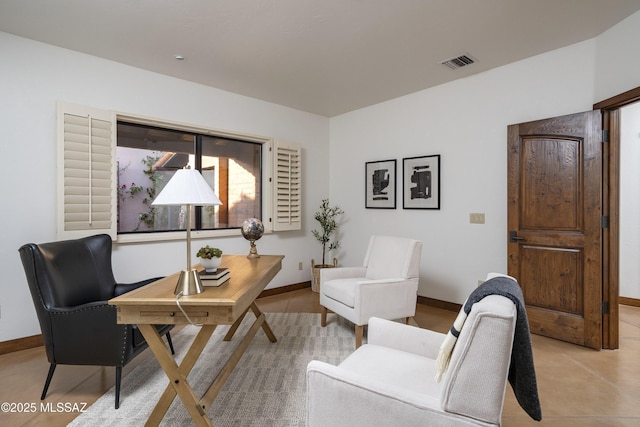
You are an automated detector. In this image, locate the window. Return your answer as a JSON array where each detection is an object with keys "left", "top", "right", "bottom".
[
  {"left": 57, "top": 102, "right": 301, "bottom": 241},
  {"left": 116, "top": 122, "right": 262, "bottom": 234}
]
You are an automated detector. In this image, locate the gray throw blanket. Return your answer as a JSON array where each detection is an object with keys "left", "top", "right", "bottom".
[{"left": 464, "top": 276, "right": 542, "bottom": 421}]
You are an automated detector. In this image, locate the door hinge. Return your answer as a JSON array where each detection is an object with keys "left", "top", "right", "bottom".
[
  {"left": 601, "top": 301, "right": 609, "bottom": 315},
  {"left": 602, "top": 129, "right": 609, "bottom": 142},
  {"left": 601, "top": 216, "right": 609, "bottom": 228}
]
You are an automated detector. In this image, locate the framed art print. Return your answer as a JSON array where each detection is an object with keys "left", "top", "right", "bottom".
[
  {"left": 365, "top": 159, "right": 396, "bottom": 209},
  {"left": 403, "top": 155, "right": 440, "bottom": 209}
]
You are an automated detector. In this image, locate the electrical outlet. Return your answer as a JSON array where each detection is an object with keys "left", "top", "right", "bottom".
[
  {"left": 298, "top": 262, "right": 303, "bottom": 270},
  {"left": 470, "top": 213, "right": 485, "bottom": 224}
]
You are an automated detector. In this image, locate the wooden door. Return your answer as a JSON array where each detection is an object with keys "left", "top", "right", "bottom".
[{"left": 507, "top": 110, "right": 603, "bottom": 349}]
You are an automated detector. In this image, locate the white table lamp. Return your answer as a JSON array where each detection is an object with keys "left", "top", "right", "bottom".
[{"left": 152, "top": 168, "right": 222, "bottom": 296}]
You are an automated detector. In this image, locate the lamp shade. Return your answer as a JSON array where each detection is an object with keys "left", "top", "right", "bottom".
[{"left": 152, "top": 169, "right": 222, "bottom": 206}]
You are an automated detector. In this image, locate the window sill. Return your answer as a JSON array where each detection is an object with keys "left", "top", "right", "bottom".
[{"left": 115, "top": 228, "right": 270, "bottom": 244}]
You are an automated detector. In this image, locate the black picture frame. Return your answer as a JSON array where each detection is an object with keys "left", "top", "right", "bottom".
[
  {"left": 365, "top": 159, "right": 396, "bottom": 209},
  {"left": 402, "top": 155, "right": 440, "bottom": 209}
]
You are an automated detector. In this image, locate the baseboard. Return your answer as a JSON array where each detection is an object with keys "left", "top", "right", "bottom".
[
  {"left": 619, "top": 296, "right": 640, "bottom": 307},
  {"left": 258, "top": 281, "right": 311, "bottom": 298},
  {"left": 2, "top": 284, "right": 548, "bottom": 355},
  {"left": 0, "top": 282, "right": 312, "bottom": 356},
  {"left": 0, "top": 334, "right": 43, "bottom": 355},
  {"left": 417, "top": 295, "right": 462, "bottom": 312}
]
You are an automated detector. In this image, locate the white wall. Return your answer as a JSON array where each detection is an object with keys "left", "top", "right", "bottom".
[
  {"left": 0, "top": 32, "right": 330, "bottom": 342},
  {"left": 596, "top": 11, "right": 640, "bottom": 301},
  {"left": 3, "top": 10, "right": 640, "bottom": 343},
  {"left": 619, "top": 101, "right": 640, "bottom": 299},
  {"left": 329, "top": 10, "right": 640, "bottom": 305},
  {"left": 594, "top": 11, "right": 640, "bottom": 103}
]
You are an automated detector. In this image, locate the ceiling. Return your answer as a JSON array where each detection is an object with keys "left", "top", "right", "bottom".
[{"left": 1, "top": 0, "right": 639, "bottom": 117}]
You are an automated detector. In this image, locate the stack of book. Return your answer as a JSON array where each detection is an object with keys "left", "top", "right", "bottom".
[{"left": 199, "top": 268, "right": 230, "bottom": 287}]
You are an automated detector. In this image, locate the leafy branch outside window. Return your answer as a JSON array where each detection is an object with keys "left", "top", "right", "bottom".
[
  {"left": 136, "top": 154, "right": 164, "bottom": 231},
  {"left": 117, "top": 153, "right": 164, "bottom": 231}
]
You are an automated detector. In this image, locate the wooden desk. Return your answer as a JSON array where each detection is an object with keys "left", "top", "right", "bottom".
[{"left": 109, "top": 254, "right": 284, "bottom": 427}]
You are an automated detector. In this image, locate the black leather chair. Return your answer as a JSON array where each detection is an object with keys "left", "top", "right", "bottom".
[{"left": 18, "top": 234, "right": 175, "bottom": 409}]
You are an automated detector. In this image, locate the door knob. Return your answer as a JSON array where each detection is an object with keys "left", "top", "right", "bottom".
[{"left": 509, "top": 231, "right": 526, "bottom": 243}]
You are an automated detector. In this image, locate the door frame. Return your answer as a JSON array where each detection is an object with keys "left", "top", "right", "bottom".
[{"left": 594, "top": 86, "right": 640, "bottom": 349}]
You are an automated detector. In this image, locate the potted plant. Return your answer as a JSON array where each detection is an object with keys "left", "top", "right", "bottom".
[
  {"left": 197, "top": 245, "right": 223, "bottom": 272},
  {"left": 311, "top": 199, "right": 344, "bottom": 292}
]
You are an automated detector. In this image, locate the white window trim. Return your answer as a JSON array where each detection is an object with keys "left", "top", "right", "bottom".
[
  {"left": 271, "top": 140, "right": 302, "bottom": 231},
  {"left": 57, "top": 101, "right": 118, "bottom": 240},
  {"left": 57, "top": 102, "right": 301, "bottom": 243}
]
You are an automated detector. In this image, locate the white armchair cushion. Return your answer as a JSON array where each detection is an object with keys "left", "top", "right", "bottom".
[
  {"left": 367, "top": 316, "right": 445, "bottom": 359},
  {"left": 322, "top": 278, "right": 360, "bottom": 308},
  {"left": 307, "top": 359, "right": 451, "bottom": 427},
  {"left": 364, "top": 235, "right": 421, "bottom": 280},
  {"left": 322, "top": 278, "right": 419, "bottom": 326},
  {"left": 339, "top": 344, "right": 441, "bottom": 397}
]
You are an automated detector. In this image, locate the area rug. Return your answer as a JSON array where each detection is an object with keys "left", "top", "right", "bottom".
[{"left": 68, "top": 313, "right": 355, "bottom": 426}]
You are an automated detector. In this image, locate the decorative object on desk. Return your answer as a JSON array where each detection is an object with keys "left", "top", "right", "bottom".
[
  {"left": 241, "top": 217, "right": 264, "bottom": 259},
  {"left": 201, "top": 271, "right": 230, "bottom": 287},
  {"left": 152, "top": 168, "right": 222, "bottom": 296},
  {"left": 199, "top": 267, "right": 229, "bottom": 287},
  {"left": 196, "top": 245, "right": 222, "bottom": 272},
  {"left": 198, "top": 267, "right": 228, "bottom": 280},
  {"left": 310, "top": 199, "right": 344, "bottom": 292}
]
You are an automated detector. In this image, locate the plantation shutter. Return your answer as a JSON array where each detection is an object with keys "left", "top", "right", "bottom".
[
  {"left": 271, "top": 140, "right": 302, "bottom": 231},
  {"left": 57, "top": 102, "right": 116, "bottom": 239}
]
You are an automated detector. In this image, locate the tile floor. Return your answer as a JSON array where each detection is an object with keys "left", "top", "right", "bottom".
[
  {"left": 259, "top": 289, "right": 640, "bottom": 427},
  {"left": 1, "top": 288, "right": 639, "bottom": 426}
]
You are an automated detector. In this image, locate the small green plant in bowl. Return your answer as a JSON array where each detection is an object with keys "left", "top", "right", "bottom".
[
  {"left": 197, "top": 245, "right": 222, "bottom": 259},
  {"left": 197, "top": 245, "right": 223, "bottom": 272}
]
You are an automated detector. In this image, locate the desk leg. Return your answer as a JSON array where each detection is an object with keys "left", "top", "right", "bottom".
[
  {"left": 199, "top": 313, "right": 265, "bottom": 411},
  {"left": 139, "top": 324, "right": 216, "bottom": 427},
  {"left": 223, "top": 307, "right": 249, "bottom": 341},
  {"left": 251, "top": 302, "right": 277, "bottom": 342},
  {"left": 223, "top": 303, "right": 277, "bottom": 343}
]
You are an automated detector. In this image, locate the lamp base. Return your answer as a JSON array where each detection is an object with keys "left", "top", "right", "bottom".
[{"left": 174, "top": 269, "right": 205, "bottom": 296}]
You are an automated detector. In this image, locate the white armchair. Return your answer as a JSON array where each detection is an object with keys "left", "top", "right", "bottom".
[
  {"left": 307, "top": 295, "right": 518, "bottom": 427},
  {"left": 319, "top": 235, "right": 423, "bottom": 348}
]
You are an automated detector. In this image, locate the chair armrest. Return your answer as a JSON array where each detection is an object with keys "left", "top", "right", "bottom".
[
  {"left": 353, "top": 278, "right": 419, "bottom": 324},
  {"left": 320, "top": 267, "right": 367, "bottom": 285},
  {"left": 307, "top": 360, "right": 425, "bottom": 403},
  {"left": 357, "top": 277, "right": 406, "bottom": 285},
  {"left": 368, "top": 317, "right": 445, "bottom": 359},
  {"left": 114, "top": 276, "right": 163, "bottom": 296},
  {"left": 307, "top": 360, "right": 439, "bottom": 427}
]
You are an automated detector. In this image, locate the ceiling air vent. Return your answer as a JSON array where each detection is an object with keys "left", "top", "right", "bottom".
[{"left": 440, "top": 53, "right": 476, "bottom": 70}]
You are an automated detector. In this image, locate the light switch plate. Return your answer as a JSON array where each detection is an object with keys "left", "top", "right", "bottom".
[{"left": 470, "top": 213, "right": 485, "bottom": 224}]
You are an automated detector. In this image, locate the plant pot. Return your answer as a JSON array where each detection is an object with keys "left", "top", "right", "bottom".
[
  {"left": 200, "top": 256, "right": 222, "bottom": 272},
  {"left": 310, "top": 258, "right": 338, "bottom": 293}
]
